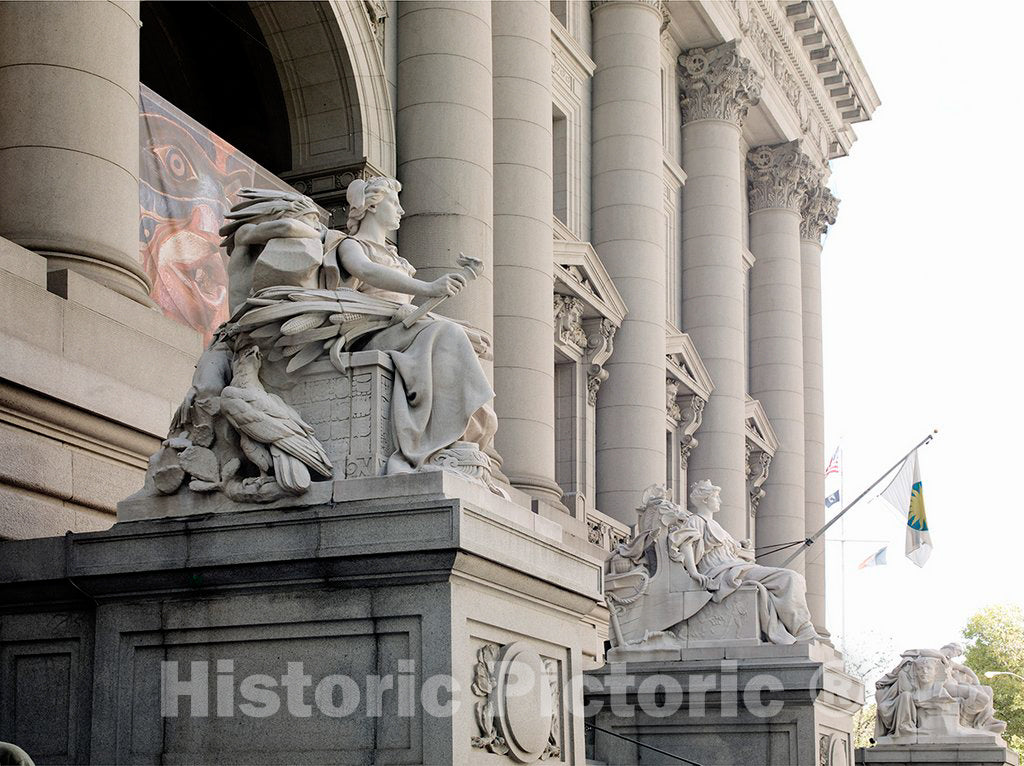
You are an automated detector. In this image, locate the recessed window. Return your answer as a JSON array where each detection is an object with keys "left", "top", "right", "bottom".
[{"left": 553, "top": 105, "right": 568, "bottom": 225}]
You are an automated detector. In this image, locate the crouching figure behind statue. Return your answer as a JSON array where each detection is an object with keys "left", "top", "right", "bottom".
[
  {"left": 140, "top": 177, "right": 504, "bottom": 505},
  {"left": 605, "top": 480, "right": 818, "bottom": 656}
]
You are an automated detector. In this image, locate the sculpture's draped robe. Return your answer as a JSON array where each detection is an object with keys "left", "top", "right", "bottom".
[
  {"left": 321, "top": 235, "right": 494, "bottom": 473},
  {"left": 947, "top": 663, "right": 1006, "bottom": 733},
  {"left": 875, "top": 659, "right": 919, "bottom": 738},
  {"left": 874, "top": 651, "right": 1007, "bottom": 740},
  {"left": 667, "top": 513, "right": 817, "bottom": 645}
]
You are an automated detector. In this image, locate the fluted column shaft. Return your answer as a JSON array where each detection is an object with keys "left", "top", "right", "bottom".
[
  {"left": 0, "top": 0, "right": 152, "bottom": 305},
  {"left": 397, "top": 1, "right": 494, "bottom": 376},
  {"left": 679, "top": 42, "right": 761, "bottom": 537},
  {"left": 491, "top": 1, "right": 561, "bottom": 505},
  {"left": 747, "top": 141, "right": 814, "bottom": 572},
  {"left": 591, "top": 0, "right": 667, "bottom": 522},
  {"left": 801, "top": 182, "right": 838, "bottom": 632}
]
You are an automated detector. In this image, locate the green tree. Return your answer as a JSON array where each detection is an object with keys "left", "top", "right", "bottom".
[{"left": 963, "top": 603, "right": 1024, "bottom": 754}]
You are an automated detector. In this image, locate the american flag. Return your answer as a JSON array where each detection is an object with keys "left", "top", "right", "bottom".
[{"left": 825, "top": 446, "right": 841, "bottom": 477}]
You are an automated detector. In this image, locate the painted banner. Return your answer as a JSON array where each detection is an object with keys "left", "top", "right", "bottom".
[{"left": 139, "top": 85, "right": 294, "bottom": 345}]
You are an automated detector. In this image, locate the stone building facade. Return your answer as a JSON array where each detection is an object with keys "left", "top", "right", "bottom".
[{"left": 0, "top": 0, "right": 876, "bottom": 641}]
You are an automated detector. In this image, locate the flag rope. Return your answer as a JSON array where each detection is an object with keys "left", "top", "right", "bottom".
[
  {"left": 778, "top": 430, "right": 937, "bottom": 569},
  {"left": 754, "top": 539, "right": 807, "bottom": 556}
]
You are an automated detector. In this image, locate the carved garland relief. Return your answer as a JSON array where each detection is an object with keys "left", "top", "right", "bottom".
[{"left": 471, "top": 642, "right": 561, "bottom": 762}]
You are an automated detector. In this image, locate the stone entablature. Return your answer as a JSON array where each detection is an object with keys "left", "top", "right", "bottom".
[
  {"left": 783, "top": 1, "right": 879, "bottom": 125},
  {"left": 723, "top": 0, "right": 878, "bottom": 160}
]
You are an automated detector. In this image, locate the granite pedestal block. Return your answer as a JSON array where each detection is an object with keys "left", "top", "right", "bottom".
[
  {"left": 857, "top": 742, "right": 1020, "bottom": 766},
  {"left": 585, "top": 642, "right": 864, "bottom": 766},
  {"left": 0, "top": 472, "right": 604, "bottom": 765}
]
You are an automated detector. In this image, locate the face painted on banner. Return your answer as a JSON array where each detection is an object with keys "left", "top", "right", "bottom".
[{"left": 139, "top": 88, "right": 292, "bottom": 345}]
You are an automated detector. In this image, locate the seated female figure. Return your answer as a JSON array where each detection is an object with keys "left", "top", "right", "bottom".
[
  {"left": 320, "top": 177, "right": 499, "bottom": 478},
  {"left": 670, "top": 479, "right": 819, "bottom": 644}
]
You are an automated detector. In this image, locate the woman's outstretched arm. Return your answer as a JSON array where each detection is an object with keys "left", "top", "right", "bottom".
[{"left": 339, "top": 239, "right": 465, "bottom": 298}]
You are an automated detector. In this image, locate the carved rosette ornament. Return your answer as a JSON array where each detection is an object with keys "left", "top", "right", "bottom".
[
  {"left": 801, "top": 181, "right": 840, "bottom": 242},
  {"left": 471, "top": 642, "right": 561, "bottom": 762},
  {"left": 747, "top": 140, "right": 817, "bottom": 213},
  {"left": 678, "top": 41, "right": 763, "bottom": 125}
]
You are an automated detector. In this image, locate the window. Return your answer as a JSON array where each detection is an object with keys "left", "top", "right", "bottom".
[{"left": 553, "top": 105, "right": 568, "bottom": 225}]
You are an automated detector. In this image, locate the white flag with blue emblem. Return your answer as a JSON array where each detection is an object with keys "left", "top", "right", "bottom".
[{"left": 879, "top": 450, "right": 932, "bottom": 567}]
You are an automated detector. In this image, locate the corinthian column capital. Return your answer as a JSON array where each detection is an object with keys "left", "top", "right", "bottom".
[
  {"left": 800, "top": 181, "right": 840, "bottom": 242},
  {"left": 747, "top": 141, "right": 817, "bottom": 213},
  {"left": 678, "top": 41, "right": 762, "bottom": 125}
]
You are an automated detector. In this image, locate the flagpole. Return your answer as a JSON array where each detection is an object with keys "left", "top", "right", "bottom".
[
  {"left": 839, "top": 442, "right": 847, "bottom": 650},
  {"left": 780, "top": 430, "right": 937, "bottom": 568}
]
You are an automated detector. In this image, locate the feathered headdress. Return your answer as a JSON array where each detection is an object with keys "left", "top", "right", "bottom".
[{"left": 218, "top": 188, "right": 321, "bottom": 248}]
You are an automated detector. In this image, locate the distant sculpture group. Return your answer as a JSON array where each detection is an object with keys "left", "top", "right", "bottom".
[
  {"left": 875, "top": 643, "right": 1007, "bottom": 743},
  {"left": 605, "top": 480, "right": 818, "bottom": 653},
  {"left": 144, "top": 178, "right": 504, "bottom": 503}
]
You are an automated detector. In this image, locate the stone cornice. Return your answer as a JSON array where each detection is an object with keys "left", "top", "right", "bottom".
[
  {"left": 801, "top": 180, "right": 839, "bottom": 242},
  {"left": 727, "top": 0, "right": 872, "bottom": 160},
  {"left": 747, "top": 140, "right": 816, "bottom": 213},
  {"left": 786, "top": 1, "right": 880, "bottom": 124},
  {"left": 678, "top": 40, "right": 762, "bottom": 126}
]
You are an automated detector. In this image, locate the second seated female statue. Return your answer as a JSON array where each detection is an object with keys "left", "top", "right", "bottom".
[{"left": 606, "top": 480, "right": 818, "bottom": 649}]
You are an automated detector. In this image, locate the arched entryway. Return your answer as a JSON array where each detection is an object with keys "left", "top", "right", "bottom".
[{"left": 137, "top": 1, "right": 394, "bottom": 343}]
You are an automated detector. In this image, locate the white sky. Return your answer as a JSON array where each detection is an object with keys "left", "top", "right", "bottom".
[{"left": 820, "top": 0, "right": 1024, "bottom": 670}]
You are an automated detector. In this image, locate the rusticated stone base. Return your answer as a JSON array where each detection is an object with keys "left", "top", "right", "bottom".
[
  {"left": 0, "top": 472, "right": 605, "bottom": 765},
  {"left": 857, "top": 742, "right": 1019, "bottom": 766},
  {"left": 586, "top": 641, "right": 864, "bottom": 766}
]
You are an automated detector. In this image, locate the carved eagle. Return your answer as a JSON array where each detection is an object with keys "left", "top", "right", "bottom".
[{"left": 220, "top": 346, "right": 333, "bottom": 494}]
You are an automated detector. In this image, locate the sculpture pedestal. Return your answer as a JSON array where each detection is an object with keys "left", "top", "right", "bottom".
[
  {"left": 0, "top": 472, "right": 605, "bottom": 765},
  {"left": 278, "top": 351, "right": 394, "bottom": 479},
  {"left": 857, "top": 743, "right": 1019, "bottom": 766},
  {"left": 585, "top": 642, "right": 864, "bottom": 766}
]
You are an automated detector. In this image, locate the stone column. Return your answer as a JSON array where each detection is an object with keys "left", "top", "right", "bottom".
[
  {"left": 490, "top": 1, "right": 562, "bottom": 506},
  {"left": 591, "top": 0, "right": 668, "bottom": 522},
  {"left": 0, "top": 0, "right": 152, "bottom": 305},
  {"left": 800, "top": 180, "right": 838, "bottom": 632},
  {"left": 678, "top": 42, "right": 761, "bottom": 536},
  {"left": 397, "top": 1, "right": 494, "bottom": 375},
  {"left": 747, "top": 141, "right": 815, "bottom": 571}
]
